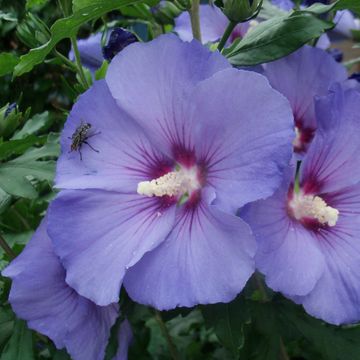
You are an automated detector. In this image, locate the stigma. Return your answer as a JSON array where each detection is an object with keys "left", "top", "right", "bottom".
[
  {"left": 289, "top": 192, "right": 339, "bottom": 227},
  {"left": 292, "top": 126, "right": 302, "bottom": 149},
  {"left": 137, "top": 167, "right": 200, "bottom": 198}
]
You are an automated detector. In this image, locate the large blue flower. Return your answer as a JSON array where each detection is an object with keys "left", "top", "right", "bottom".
[
  {"left": 2, "top": 217, "right": 120, "bottom": 360},
  {"left": 242, "top": 86, "right": 360, "bottom": 325},
  {"left": 27, "top": 35, "right": 293, "bottom": 312}
]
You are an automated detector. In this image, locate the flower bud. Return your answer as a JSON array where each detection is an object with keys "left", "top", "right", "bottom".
[
  {"left": 349, "top": 72, "right": 360, "bottom": 83},
  {"left": 173, "top": 0, "right": 192, "bottom": 11},
  {"left": 327, "top": 48, "right": 343, "bottom": 63},
  {"left": 102, "top": 28, "right": 138, "bottom": 61},
  {"left": 16, "top": 13, "right": 50, "bottom": 49},
  {"left": 0, "top": 103, "right": 23, "bottom": 139},
  {"left": 215, "top": 0, "right": 263, "bottom": 23},
  {"left": 151, "top": 1, "right": 183, "bottom": 25}
]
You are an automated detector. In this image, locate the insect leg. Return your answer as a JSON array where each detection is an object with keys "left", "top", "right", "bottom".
[
  {"left": 78, "top": 144, "right": 83, "bottom": 161},
  {"left": 83, "top": 141, "right": 99, "bottom": 153},
  {"left": 86, "top": 131, "right": 101, "bottom": 138}
]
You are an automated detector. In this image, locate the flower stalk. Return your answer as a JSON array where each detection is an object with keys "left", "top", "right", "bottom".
[
  {"left": 154, "top": 310, "right": 179, "bottom": 360},
  {"left": 280, "top": 338, "right": 290, "bottom": 360},
  {"left": 217, "top": 21, "right": 237, "bottom": 52},
  {"left": 0, "top": 233, "right": 16, "bottom": 260},
  {"left": 188, "top": 0, "right": 202, "bottom": 42},
  {"left": 54, "top": 50, "right": 78, "bottom": 72},
  {"left": 70, "top": 35, "right": 90, "bottom": 89}
]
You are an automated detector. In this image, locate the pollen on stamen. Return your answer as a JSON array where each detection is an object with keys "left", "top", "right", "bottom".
[
  {"left": 289, "top": 192, "right": 339, "bottom": 227},
  {"left": 137, "top": 167, "right": 201, "bottom": 199},
  {"left": 137, "top": 172, "right": 182, "bottom": 197}
]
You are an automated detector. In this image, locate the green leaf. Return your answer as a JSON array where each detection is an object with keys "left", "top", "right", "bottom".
[
  {"left": 304, "top": 2, "right": 335, "bottom": 14},
  {"left": 0, "top": 188, "right": 11, "bottom": 215},
  {"left": 12, "top": 112, "right": 51, "bottom": 140},
  {"left": 224, "top": 11, "right": 333, "bottom": 66},
  {"left": 0, "top": 11, "right": 17, "bottom": 22},
  {"left": 14, "top": 0, "right": 142, "bottom": 77},
  {"left": 0, "top": 308, "right": 14, "bottom": 350},
  {"left": 303, "top": 0, "right": 360, "bottom": 15},
  {"left": 95, "top": 61, "right": 109, "bottom": 80},
  {"left": 0, "top": 53, "right": 19, "bottom": 77},
  {"left": 335, "top": 0, "right": 360, "bottom": 16},
  {"left": 259, "top": 0, "right": 287, "bottom": 20},
  {"left": 0, "top": 136, "right": 45, "bottom": 160},
  {"left": 0, "top": 140, "right": 59, "bottom": 198},
  {"left": 239, "top": 300, "right": 283, "bottom": 360},
  {"left": 73, "top": 0, "right": 157, "bottom": 12},
  {"left": 0, "top": 320, "right": 34, "bottom": 360},
  {"left": 202, "top": 297, "right": 249, "bottom": 356},
  {"left": 26, "top": 0, "right": 49, "bottom": 9},
  {"left": 278, "top": 301, "right": 360, "bottom": 360}
]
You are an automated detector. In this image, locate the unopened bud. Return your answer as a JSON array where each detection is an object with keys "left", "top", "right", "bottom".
[
  {"left": 151, "top": 1, "right": 183, "bottom": 25},
  {"left": 0, "top": 103, "right": 23, "bottom": 139},
  {"left": 17, "top": 13, "right": 50, "bottom": 48},
  {"left": 216, "top": 0, "right": 263, "bottom": 23},
  {"left": 102, "top": 28, "right": 138, "bottom": 61}
]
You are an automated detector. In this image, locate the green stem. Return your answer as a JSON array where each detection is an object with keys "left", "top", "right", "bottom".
[
  {"left": 0, "top": 233, "right": 16, "bottom": 260},
  {"left": 279, "top": 337, "right": 290, "bottom": 360},
  {"left": 294, "top": 160, "right": 302, "bottom": 194},
  {"left": 154, "top": 310, "right": 179, "bottom": 360},
  {"left": 70, "top": 35, "right": 90, "bottom": 89},
  {"left": 217, "top": 21, "right": 237, "bottom": 52},
  {"left": 54, "top": 50, "right": 78, "bottom": 72},
  {"left": 188, "top": 0, "right": 201, "bottom": 42}
]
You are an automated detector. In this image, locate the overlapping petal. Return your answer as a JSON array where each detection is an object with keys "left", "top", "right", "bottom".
[
  {"left": 2, "top": 218, "right": 118, "bottom": 360},
  {"left": 114, "top": 320, "right": 133, "bottom": 360},
  {"left": 69, "top": 32, "right": 103, "bottom": 73},
  {"left": 187, "top": 68, "right": 294, "bottom": 212},
  {"left": 263, "top": 46, "right": 347, "bottom": 131},
  {"left": 334, "top": 10, "right": 360, "bottom": 38},
  {"left": 106, "top": 34, "right": 230, "bottom": 156},
  {"left": 301, "top": 88, "right": 360, "bottom": 193},
  {"left": 124, "top": 188, "right": 256, "bottom": 310},
  {"left": 241, "top": 173, "right": 325, "bottom": 296},
  {"left": 293, "top": 184, "right": 360, "bottom": 324},
  {"left": 48, "top": 190, "right": 176, "bottom": 306},
  {"left": 56, "top": 80, "right": 171, "bottom": 193},
  {"left": 175, "top": 5, "right": 227, "bottom": 43},
  {"left": 174, "top": 5, "right": 248, "bottom": 44}
]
